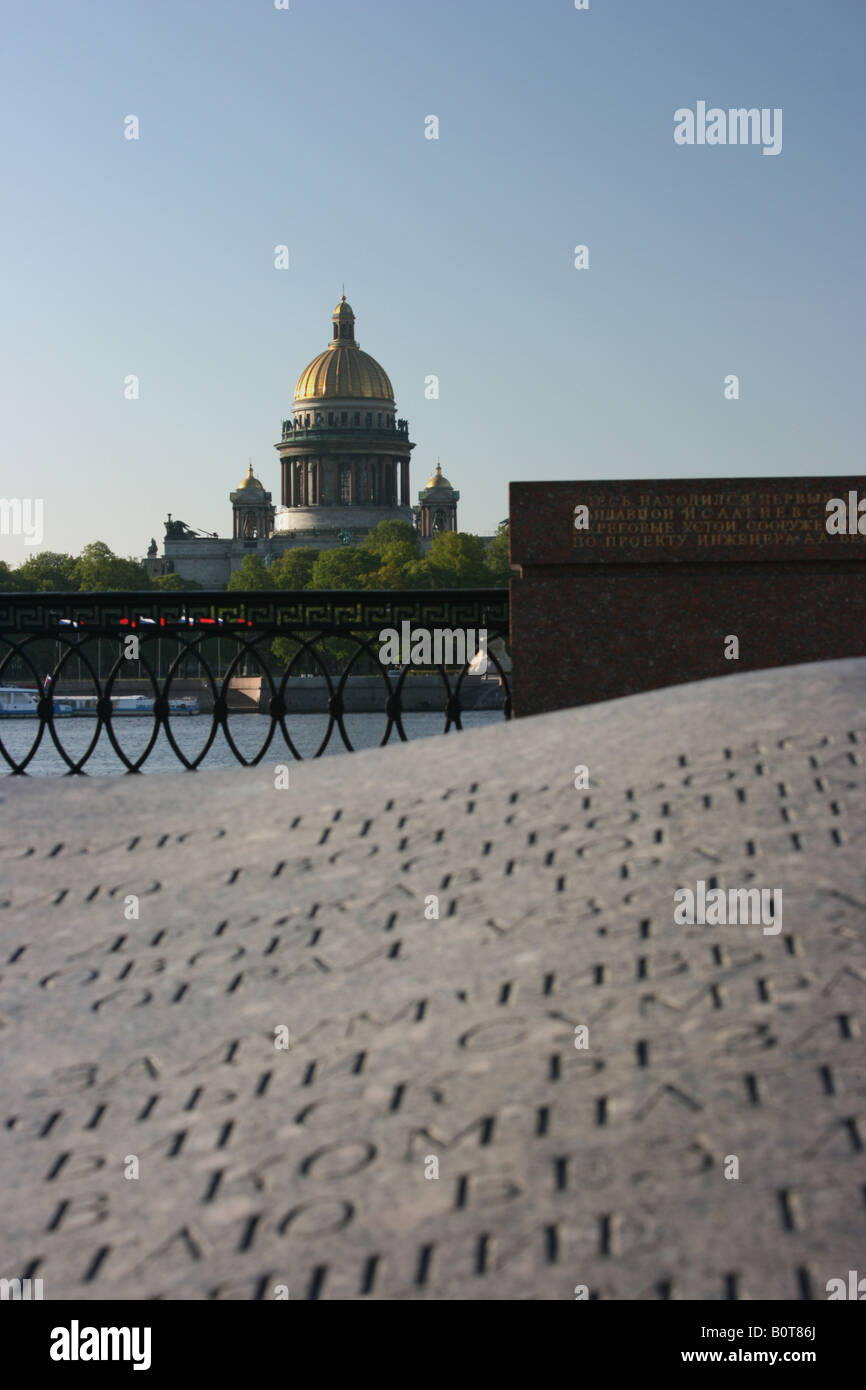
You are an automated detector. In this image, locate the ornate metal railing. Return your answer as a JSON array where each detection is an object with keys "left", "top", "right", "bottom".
[{"left": 0, "top": 590, "right": 510, "bottom": 774}]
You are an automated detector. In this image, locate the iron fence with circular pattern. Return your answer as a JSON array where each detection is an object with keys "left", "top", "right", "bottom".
[{"left": 0, "top": 590, "right": 511, "bottom": 774}]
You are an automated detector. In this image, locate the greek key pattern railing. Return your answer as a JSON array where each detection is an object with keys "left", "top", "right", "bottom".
[{"left": 0, "top": 589, "right": 510, "bottom": 774}]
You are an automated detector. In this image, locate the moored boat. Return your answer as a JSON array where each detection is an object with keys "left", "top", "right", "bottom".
[
  {"left": 0, "top": 688, "right": 201, "bottom": 717},
  {"left": 0, "top": 686, "right": 41, "bottom": 716}
]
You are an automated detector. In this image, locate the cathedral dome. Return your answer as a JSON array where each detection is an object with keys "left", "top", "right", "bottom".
[
  {"left": 425, "top": 463, "right": 453, "bottom": 489},
  {"left": 237, "top": 463, "right": 264, "bottom": 490},
  {"left": 294, "top": 297, "right": 395, "bottom": 403}
]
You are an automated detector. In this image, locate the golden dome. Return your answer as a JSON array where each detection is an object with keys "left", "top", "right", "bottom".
[
  {"left": 294, "top": 298, "right": 395, "bottom": 403},
  {"left": 295, "top": 348, "right": 394, "bottom": 402},
  {"left": 238, "top": 463, "right": 264, "bottom": 490},
  {"left": 425, "top": 463, "right": 452, "bottom": 489}
]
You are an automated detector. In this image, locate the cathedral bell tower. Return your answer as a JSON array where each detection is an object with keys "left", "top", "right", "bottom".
[
  {"left": 416, "top": 462, "right": 459, "bottom": 538},
  {"left": 231, "top": 464, "right": 274, "bottom": 541}
]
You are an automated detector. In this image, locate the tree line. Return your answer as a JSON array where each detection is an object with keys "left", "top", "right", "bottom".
[{"left": 0, "top": 523, "right": 512, "bottom": 594}]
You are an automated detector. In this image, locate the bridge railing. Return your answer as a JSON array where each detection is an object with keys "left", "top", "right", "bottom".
[{"left": 0, "top": 589, "right": 510, "bottom": 774}]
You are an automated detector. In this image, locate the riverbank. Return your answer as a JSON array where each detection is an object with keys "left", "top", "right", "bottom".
[{"left": 23, "top": 672, "right": 505, "bottom": 713}]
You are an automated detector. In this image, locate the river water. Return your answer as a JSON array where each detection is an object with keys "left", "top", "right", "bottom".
[{"left": 0, "top": 711, "right": 503, "bottom": 776}]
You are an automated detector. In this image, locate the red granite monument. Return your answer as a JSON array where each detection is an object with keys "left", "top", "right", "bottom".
[{"left": 509, "top": 476, "right": 866, "bottom": 715}]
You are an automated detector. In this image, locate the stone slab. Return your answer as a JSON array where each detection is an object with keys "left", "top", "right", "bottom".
[{"left": 1, "top": 658, "right": 865, "bottom": 1300}]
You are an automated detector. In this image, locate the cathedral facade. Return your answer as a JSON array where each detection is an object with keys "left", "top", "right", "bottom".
[{"left": 145, "top": 297, "right": 459, "bottom": 589}]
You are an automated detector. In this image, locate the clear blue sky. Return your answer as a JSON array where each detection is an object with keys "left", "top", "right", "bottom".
[{"left": 1, "top": 0, "right": 863, "bottom": 565}]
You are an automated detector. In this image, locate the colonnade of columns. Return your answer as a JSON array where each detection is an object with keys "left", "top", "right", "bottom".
[{"left": 284, "top": 456, "right": 411, "bottom": 508}]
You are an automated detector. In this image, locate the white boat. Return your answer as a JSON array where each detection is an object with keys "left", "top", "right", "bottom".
[{"left": 0, "top": 686, "right": 41, "bottom": 716}]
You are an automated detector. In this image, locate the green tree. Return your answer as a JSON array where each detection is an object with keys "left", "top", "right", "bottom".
[
  {"left": 12, "top": 551, "right": 77, "bottom": 592},
  {"left": 362, "top": 519, "right": 420, "bottom": 558},
  {"left": 271, "top": 547, "right": 319, "bottom": 590},
  {"left": 226, "top": 554, "right": 275, "bottom": 591},
  {"left": 271, "top": 632, "right": 318, "bottom": 675},
  {"left": 310, "top": 546, "right": 376, "bottom": 589},
  {"left": 0, "top": 560, "right": 25, "bottom": 591},
  {"left": 415, "top": 532, "right": 491, "bottom": 588},
  {"left": 363, "top": 539, "right": 424, "bottom": 589},
  {"left": 272, "top": 544, "right": 375, "bottom": 673},
  {"left": 71, "top": 542, "right": 151, "bottom": 592},
  {"left": 151, "top": 572, "right": 202, "bottom": 591},
  {"left": 268, "top": 549, "right": 319, "bottom": 668},
  {"left": 484, "top": 522, "right": 513, "bottom": 586}
]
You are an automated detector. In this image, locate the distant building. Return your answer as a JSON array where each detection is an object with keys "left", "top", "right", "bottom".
[
  {"left": 416, "top": 462, "right": 460, "bottom": 539},
  {"left": 145, "top": 297, "right": 461, "bottom": 589}
]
